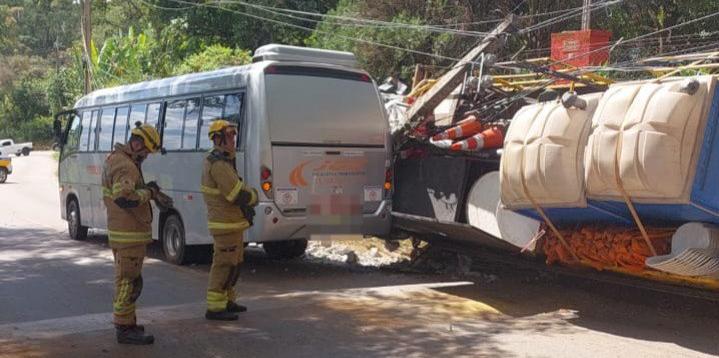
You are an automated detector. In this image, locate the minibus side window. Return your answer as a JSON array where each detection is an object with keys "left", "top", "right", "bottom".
[
  {"left": 129, "top": 104, "right": 147, "bottom": 131},
  {"left": 182, "top": 97, "right": 201, "bottom": 150},
  {"left": 79, "top": 111, "right": 91, "bottom": 152},
  {"left": 146, "top": 103, "right": 161, "bottom": 129},
  {"left": 98, "top": 108, "right": 116, "bottom": 152},
  {"left": 224, "top": 93, "right": 244, "bottom": 147},
  {"left": 88, "top": 110, "right": 99, "bottom": 152},
  {"left": 199, "top": 95, "right": 225, "bottom": 150},
  {"left": 163, "top": 99, "right": 185, "bottom": 150},
  {"left": 64, "top": 113, "right": 82, "bottom": 155},
  {"left": 114, "top": 107, "right": 130, "bottom": 144}
]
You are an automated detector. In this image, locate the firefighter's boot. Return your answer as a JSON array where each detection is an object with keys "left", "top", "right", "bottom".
[
  {"left": 205, "top": 309, "right": 239, "bottom": 321},
  {"left": 226, "top": 301, "right": 247, "bottom": 313},
  {"left": 116, "top": 325, "right": 154, "bottom": 345}
]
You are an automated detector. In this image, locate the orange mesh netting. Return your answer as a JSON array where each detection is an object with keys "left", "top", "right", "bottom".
[{"left": 540, "top": 226, "right": 674, "bottom": 272}]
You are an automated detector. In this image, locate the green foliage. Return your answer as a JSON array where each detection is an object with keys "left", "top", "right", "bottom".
[
  {"left": 307, "top": 0, "right": 476, "bottom": 79},
  {"left": 174, "top": 45, "right": 252, "bottom": 75},
  {"left": 1, "top": 0, "right": 719, "bottom": 144}
]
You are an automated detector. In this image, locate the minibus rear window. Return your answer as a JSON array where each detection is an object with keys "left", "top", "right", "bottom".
[{"left": 264, "top": 65, "right": 371, "bottom": 83}]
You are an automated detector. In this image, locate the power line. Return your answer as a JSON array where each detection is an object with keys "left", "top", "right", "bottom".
[
  {"left": 148, "top": 0, "right": 485, "bottom": 65},
  {"left": 146, "top": 0, "right": 719, "bottom": 82},
  {"left": 519, "top": 0, "right": 623, "bottom": 34},
  {"left": 511, "top": 0, "right": 530, "bottom": 14},
  {"left": 548, "top": 8, "right": 719, "bottom": 69},
  {"left": 217, "top": 0, "right": 490, "bottom": 37},
  {"left": 240, "top": 3, "right": 488, "bottom": 38}
]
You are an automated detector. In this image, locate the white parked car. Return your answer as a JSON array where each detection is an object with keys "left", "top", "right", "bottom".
[{"left": 0, "top": 139, "right": 33, "bottom": 156}]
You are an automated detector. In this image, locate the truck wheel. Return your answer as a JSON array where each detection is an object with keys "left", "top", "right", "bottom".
[
  {"left": 67, "top": 199, "right": 88, "bottom": 241},
  {"left": 22, "top": 148, "right": 30, "bottom": 156},
  {"left": 162, "top": 214, "right": 188, "bottom": 265},
  {"left": 263, "top": 239, "right": 308, "bottom": 260},
  {"left": 0, "top": 168, "right": 7, "bottom": 183}
]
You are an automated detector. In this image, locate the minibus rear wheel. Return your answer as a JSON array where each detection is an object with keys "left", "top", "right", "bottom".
[
  {"left": 263, "top": 239, "right": 308, "bottom": 260},
  {"left": 162, "top": 214, "right": 188, "bottom": 265}
]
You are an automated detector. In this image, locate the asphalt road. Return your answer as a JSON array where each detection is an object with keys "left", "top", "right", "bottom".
[{"left": 0, "top": 152, "right": 718, "bottom": 358}]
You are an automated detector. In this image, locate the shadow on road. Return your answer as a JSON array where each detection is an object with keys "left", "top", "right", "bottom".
[{"left": 2, "top": 226, "right": 719, "bottom": 357}]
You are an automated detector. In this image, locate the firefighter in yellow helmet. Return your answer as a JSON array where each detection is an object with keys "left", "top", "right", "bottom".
[
  {"left": 201, "top": 119, "right": 259, "bottom": 321},
  {"left": 102, "top": 121, "right": 172, "bottom": 344}
]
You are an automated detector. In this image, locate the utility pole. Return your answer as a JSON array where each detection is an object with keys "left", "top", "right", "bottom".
[
  {"left": 581, "top": 0, "right": 591, "bottom": 30},
  {"left": 81, "top": 0, "right": 92, "bottom": 94},
  {"left": 401, "top": 15, "right": 516, "bottom": 138}
]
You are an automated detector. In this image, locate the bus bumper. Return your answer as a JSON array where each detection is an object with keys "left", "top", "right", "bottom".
[{"left": 248, "top": 200, "right": 392, "bottom": 242}]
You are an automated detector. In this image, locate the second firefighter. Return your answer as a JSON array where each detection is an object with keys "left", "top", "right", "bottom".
[{"left": 201, "top": 120, "right": 259, "bottom": 321}]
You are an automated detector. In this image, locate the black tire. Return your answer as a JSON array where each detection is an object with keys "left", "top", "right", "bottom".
[
  {"left": 15, "top": 152, "right": 21, "bottom": 157},
  {"left": 162, "top": 214, "right": 188, "bottom": 265},
  {"left": 67, "top": 199, "right": 88, "bottom": 241},
  {"left": 21, "top": 148, "right": 30, "bottom": 156},
  {"left": 263, "top": 239, "right": 308, "bottom": 260},
  {"left": 0, "top": 168, "right": 7, "bottom": 184}
]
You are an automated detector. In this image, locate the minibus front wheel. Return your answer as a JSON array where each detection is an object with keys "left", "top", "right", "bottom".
[{"left": 67, "top": 198, "right": 88, "bottom": 241}]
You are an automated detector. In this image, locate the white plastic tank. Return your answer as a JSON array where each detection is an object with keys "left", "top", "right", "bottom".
[
  {"left": 585, "top": 76, "right": 717, "bottom": 203},
  {"left": 500, "top": 92, "right": 602, "bottom": 209}
]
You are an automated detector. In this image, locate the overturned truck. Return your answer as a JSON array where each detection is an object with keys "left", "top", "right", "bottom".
[{"left": 390, "top": 43, "right": 719, "bottom": 292}]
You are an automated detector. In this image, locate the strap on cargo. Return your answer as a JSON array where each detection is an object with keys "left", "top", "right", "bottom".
[
  {"left": 613, "top": 125, "right": 658, "bottom": 257},
  {"left": 518, "top": 169, "right": 579, "bottom": 262}
]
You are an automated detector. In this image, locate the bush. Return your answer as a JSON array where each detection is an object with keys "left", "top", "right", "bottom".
[
  {"left": 173, "top": 44, "right": 252, "bottom": 75},
  {"left": 0, "top": 116, "right": 54, "bottom": 143}
]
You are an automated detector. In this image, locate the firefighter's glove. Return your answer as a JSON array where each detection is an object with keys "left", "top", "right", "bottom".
[
  {"left": 146, "top": 181, "right": 174, "bottom": 211},
  {"left": 145, "top": 181, "right": 161, "bottom": 198},
  {"left": 235, "top": 188, "right": 258, "bottom": 208},
  {"left": 242, "top": 206, "right": 256, "bottom": 226},
  {"left": 154, "top": 192, "right": 174, "bottom": 212}
]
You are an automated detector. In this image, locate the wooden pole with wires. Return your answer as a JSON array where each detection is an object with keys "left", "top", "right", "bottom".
[
  {"left": 581, "top": 0, "right": 591, "bottom": 30},
  {"left": 81, "top": 0, "right": 92, "bottom": 94}
]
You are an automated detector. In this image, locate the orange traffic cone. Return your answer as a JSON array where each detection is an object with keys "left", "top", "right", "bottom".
[
  {"left": 450, "top": 126, "right": 504, "bottom": 151},
  {"left": 431, "top": 115, "right": 483, "bottom": 141}
]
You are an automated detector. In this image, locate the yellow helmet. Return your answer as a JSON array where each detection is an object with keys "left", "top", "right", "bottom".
[
  {"left": 131, "top": 122, "right": 161, "bottom": 153},
  {"left": 208, "top": 120, "right": 238, "bottom": 140}
]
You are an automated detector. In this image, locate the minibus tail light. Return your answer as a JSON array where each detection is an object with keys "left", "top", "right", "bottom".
[
  {"left": 264, "top": 65, "right": 278, "bottom": 74},
  {"left": 384, "top": 168, "right": 392, "bottom": 192},
  {"left": 261, "top": 167, "right": 272, "bottom": 180},
  {"left": 261, "top": 166, "right": 273, "bottom": 199}
]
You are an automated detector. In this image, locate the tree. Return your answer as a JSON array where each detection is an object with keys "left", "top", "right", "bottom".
[{"left": 174, "top": 44, "right": 252, "bottom": 75}]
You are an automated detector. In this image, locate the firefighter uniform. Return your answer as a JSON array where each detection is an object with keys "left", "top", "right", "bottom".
[
  {"left": 201, "top": 121, "right": 258, "bottom": 314},
  {"left": 102, "top": 124, "right": 161, "bottom": 330},
  {"left": 103, "top": 143, "right": 153, "bottom": 326}
]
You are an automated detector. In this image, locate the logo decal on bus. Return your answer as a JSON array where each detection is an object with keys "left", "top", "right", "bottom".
[{"left": 289, "top": 158, "right": 368, "bottom": 187}]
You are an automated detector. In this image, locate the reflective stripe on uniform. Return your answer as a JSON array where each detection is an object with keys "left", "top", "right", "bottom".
[
  {"left": 114, "top": 277, "right": 135, "bottom": 314},
  {"left": 200, "top": 185, "right": 221, "bottom": 195},
  {"left": 207, "top": 290, "right": 228, "bottom": 312},
  {"left": 207, "top": 221, "right": 249, "bottom": 230},
  {"left": 226, "top": 181, "right": 243, "bottom": 202},
  {"left": 248, "top": 188, "right": 258, "bottom": 206},
  {"left": 136, "top": 189, "right": 151, "bottom": 202},
  {"left": 108, "top": 230, "right": 152, "bottom": 243},
  {"left": 109, "top": 182, "right": 150, "bottom": 202}
]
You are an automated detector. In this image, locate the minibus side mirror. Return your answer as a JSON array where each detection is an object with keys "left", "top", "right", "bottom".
[{"left": 53, "top": 117, "right": 63, "bottom": 142}]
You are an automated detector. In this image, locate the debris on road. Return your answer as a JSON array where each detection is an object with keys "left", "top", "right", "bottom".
[{"left": 305, "top": 238, "right": 413, "bottom": 267}]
